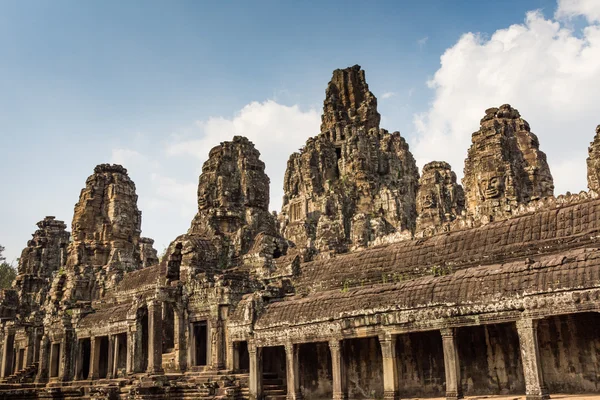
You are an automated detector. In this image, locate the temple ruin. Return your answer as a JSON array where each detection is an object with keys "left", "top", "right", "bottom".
[{"left": 1, "top": 65, "right": 599, "bottom": 400}]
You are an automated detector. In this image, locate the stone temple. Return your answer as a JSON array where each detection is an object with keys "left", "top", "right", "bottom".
[{"left": 1, "top": 65, "right": 599, "bottom": 400}]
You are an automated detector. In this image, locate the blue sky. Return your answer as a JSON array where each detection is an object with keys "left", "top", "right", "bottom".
[{"left": 2, "top": 0, "right": 598, "bottom": 263}]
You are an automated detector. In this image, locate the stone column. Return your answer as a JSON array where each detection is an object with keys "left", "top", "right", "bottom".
[
  {"left": 90, "top": 336, "right": 99, "bottom": 380},
  {"left": 211, "top": 318, "right": 225, "bottom": 369},
  {"left": 516, "top": 319, "right": 549, "bottom": 400},
  {"left": 0, "top": 331, "right": 12, "bottom": 378},
  {"left": 112, "top": 334, "right": 120, "bottom": 377},
  {"left": 107, "top": 335, "right": 115, "bottom": 379},
  {"left": 174, "top": 307, "right": 187, "bottom": 372},
  {"left": 34, "top": 335, "right": 49, "bottom": 383},
  {"left": 249, "top": 342, "right": 263, "bottom": 400},
  {"left": 441, "top": 328, "right": 463, "bottom": 400},
  {"left": 379, "top": 334, "right": 399, "bottom": 400},
  {"left": 58, "top": 337, "right": 71, "bottom": 382},
  {"left": 225, "top": 340, "right": 236, "bottom": 371},
  {"left": 126, "top": 327, "right": 136, "bottom": 374},
  {"left": 285, "top": 342, "right": 302, "bottom": 400},
  {"left": 329, "top": 339, "right": 347, "bottom": 400},
  {"left": 147, "top": 300, "right": 164, "bottom": 374}
]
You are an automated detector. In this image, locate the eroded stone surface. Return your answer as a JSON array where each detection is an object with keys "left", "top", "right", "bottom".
[
  {"left": 1, "top": 67, "right": 599, "bottom": 400},
  {"left": 463, "top": 104, "right": 554, "bottom": 223}
]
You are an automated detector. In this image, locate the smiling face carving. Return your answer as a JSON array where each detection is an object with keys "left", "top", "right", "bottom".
[{"left": 479, "top": 171, "right": 505, "bottom": 200}]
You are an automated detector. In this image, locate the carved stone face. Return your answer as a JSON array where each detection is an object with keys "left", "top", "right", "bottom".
[
  {"left": 421, "top": 192, "right": 437, "bottom": 209},
  {"left": 479, "top": 172, "right": 505, "bottom": 200},
  {"left": 198, "top": 187, "right": 210, "bottom": 210}
]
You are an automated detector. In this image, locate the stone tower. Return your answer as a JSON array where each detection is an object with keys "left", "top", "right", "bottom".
[
  {"left": 280, "top": 65, "right": 419, "bottom": 255},
  {"left": 587, "top": 125, "right": 600, "bottom": 192},
  {"left": 58, "top": 164, "right": 146, "bottom": 304},
  {"left": 186, "top": 136, "right": 284, "bottom": 266},
  {"left": 463, "top": 104, "right": 553, "bottom": 222},
  {"left": 416, "top": 161, "right": 465, "bottom": 232}
]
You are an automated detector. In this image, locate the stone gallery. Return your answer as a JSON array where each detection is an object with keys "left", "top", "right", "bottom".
[{"left": 0, "top": 65, "right": 599, "bottom": 400}]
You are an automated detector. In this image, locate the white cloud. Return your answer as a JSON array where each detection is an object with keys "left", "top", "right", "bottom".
[
  {"left": 412, "top": 9, "right": 600, "bottom": 196},
  {"left": 556, "top": 0, "right": 600, "bottom": 23},
  {"left": 381, "top": 92, "right": 396, "bottom": 99},
  {"left": 418, "top": 36, "right": 429, "bottom": 48},
  {"left": 167, "top": 100, "right": 321, "bottom": 212}
]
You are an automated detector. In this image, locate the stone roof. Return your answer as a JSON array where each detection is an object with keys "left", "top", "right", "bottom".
[
  {"left": 293, "top": 197, "right": 600, "bottom": 294},
  {"left": 256, "top": 247, "right": 600, "bottom": 330},
  {"left": 78, "top": 303, "right": 131, "bottom": 328},
  {"left": 116, "top": 264, "right": 166, "bottom": 292}
]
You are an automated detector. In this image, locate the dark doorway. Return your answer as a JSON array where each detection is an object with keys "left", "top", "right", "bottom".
[
  {"left": 116, "top": 333, "right": 127, "bottom": 374},
  {"left": 50, "top": 343, "right": 60, "bottom": 378},
  {"left": 98, "top": 336, "right": 109, "bottom": 379},
  {"left": 193, "top": 321, "right": 208, "bottom": 366},
  {"left": 457, "top": 323, "right": 524, "bottom": 396},
  {"left": 162, "top": 303, "right": 175, "bottom": 353},
  {"left": 136, "top": 307, "right": 149, "bottom": 372},
  {"left": 239, "top": 341, "right": 250, "bottom": 371},
  {"left": 79, "top": 338, "right": 91, "bottom": 380},
  {"left": 343, "top": 337, "right": 383, "bottom": 399},
  {"left": 299, "top": 342, "right": 333, "bottom": 400},
  {"left": 395, "top": 330, "right": 445, "bottom": 398},
  {"left": 263, "top": 346, "right": 286, "bottom": 381},
  {"left": 538, "top": 312, "right": 600, "bottom": 393}
]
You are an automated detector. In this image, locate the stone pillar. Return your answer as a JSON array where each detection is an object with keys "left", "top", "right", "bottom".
[
  {"left": 25, "top": 330, "right": 35, "bottom": 367},
  {"left": 174, "top": 307, "right": 187, "bottom": 372},
  {"left": 126, "top": 327, "right": 136, "bottom": 374},
  {"left": 211, "top": 318, "right": 225, "bottom": 369},
  {"left": 0, "top": 331, "right": 12, "bottom": 378},
  {"left": 441, "top": 328, "right": 463, "bottom": 400},
  {"left": 58, "top": 331, "right": 73, "bottom": 382},
  {"left": 107, "top": 335, "right": 115, "bottom": 379},
  {"left": 329, "top": 339, "right": 347, "bottom": 400},
  {"left": 249, "top": 342, "right": 263, "bottom": 400},
  {"left": 379, "top": 334, "right": 399, "bottom": 400},
  {"left": 90, "top": 336, "right": 99, "bottom": 380},
  {"left": 34, "top": 335, "right": 49, "bottom": 383},
  {"left": 516, "top": 319, "right": 549, "bottom": 400},
  {"left": 187, "top": 321, "right": 195, "bottom": 367},
  {"left": 147, "top": 300, "right": 164, "bottom": 374},
  {"left": 112, "top": 334, "right": 120, "bottom": 377},
  {"left": 285, "top": 342, "right": 302, "bottom": 400},
  {"left": 226, "top": 341, "right": 234, "bottom": 371}
]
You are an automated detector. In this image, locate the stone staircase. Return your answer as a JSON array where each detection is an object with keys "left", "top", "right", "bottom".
[
  {"left": 2, "top": 362, "right": 38, "bottom": 383},
  {"left": 263, "top": 372, "right": 286, "bottom": 400},
  {"left": 0, "top": 370, "right": 251, "bottom": 400}
]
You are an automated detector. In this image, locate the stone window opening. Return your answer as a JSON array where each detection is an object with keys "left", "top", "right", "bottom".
[
  {"left": 272, "top": 242, "right": 282, "bottom": 259},
  {"left": 16, "top": 348, "right": 24, "bottom": 372},
  {"left": 335, "top": 147, "right": 342, "bottom": 178},
  {"left": 162, "top": 303, "right": 175, "bottom": 353},
  {"left": 167, "top": 242, "right": 182, "bottom": 281}
]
